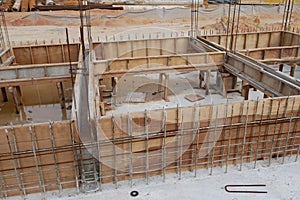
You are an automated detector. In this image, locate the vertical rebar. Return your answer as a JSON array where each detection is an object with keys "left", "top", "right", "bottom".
[
  {"left": 191, "top": 104, "right": 197, "bottom": 172},
  {"left": 229, "top": 1, "right": 238, "bottom": 51},
  {"left": 276, "top": 95, "right": 290, "bottom": 159},
  {"left": 10, "top": 123, "right": 26, "bottom": 197},
  {"left": 29, "top": 123, "right": 46, "bottom": 198},
  {"left": 249, "top": 98, "right": 259, "bottom": 163},
  {"left": 220, "top": 100, "right": 229, "bottom": 167},
  {"left": 225, "top": 104, "right": 235, "bottom": 173},
  {"left": 66, "top": 28, "right": 75, "bottom": 87},
  {"left": 254, "top": 100, "right": 266, "bottom": 168},
  {"left": 268, "top": 100, "right": 281, "bottom": 166},
  {"left": 128, "top": 113, "right": 133, "bottom": 187},
  {"left": 145, "top": 110, "right": 149, "bottom": 185},
  {"left": 235, "top": 100, "right": 245, "bottom": 165},
  {"left": 78, "top": 139, "right": 86, "bottom": 191},
  {"left": 210, "top": 105, "right": 218, "bottom": 175},
  {"left": 282, "top": 97, "right": 296, "bottom": 164},
  {"left": 289, "top": 103, "right": 299, "bottom": 157},
  {"left": 225, "top": 3, "right": 232, "bottom": 51},
  {"left": 240, "top": 101, "right": 250, "bottom": 171},
  {"left": 262, "top": 97, "right": 274, "bottom": 160},
  {"left": 162, "top": 107, "right": 167, "bottom": 182},
  {"left": 69, "top": 122, "right": 80, "bottom": 194},
  {"left": 207, "top": 105, "right": 213, "bottom": 170},
  {"left": 179, "top": 108, "right": 184, "bottom": 180},
  {"left": 233, "top": 1, "right": 242, "bottom": 51},
  {"left": 281, "top": 0, "right": 288, "bottom": 30},
  {"left": 176, "top": 104, "right": 180, "bottom": 174},
  {"left": 194, "top": 104, "right": 201, "bottom": 177},
  {"left": 4, "top": 129, "right": 24, "bottom": 197},
  {"left": 111, "top": 115, "right": 118, "bottom": 189},
  {"left": 190, "top": 0, "right": 194, "bottom": 37},
  {"left": 48, "top": 121, "right": 62, "bottom": 194},
  {"left": 0, "top": 172, "right": 7, "bottom": 199},
  {"left": 287, "top": 0, "right": 295, "bottom": 30}
]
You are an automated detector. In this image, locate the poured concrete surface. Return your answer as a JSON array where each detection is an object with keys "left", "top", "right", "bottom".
[{"left": 10, "top": 157, "right": 300, "bottom": 200}]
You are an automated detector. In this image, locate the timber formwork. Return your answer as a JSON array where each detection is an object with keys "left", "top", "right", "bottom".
[
  {"left": 0, "top": 30, "right": 300, "bottom": 198},
  {"left": 90, "top": 30, "right": 300, "bottom": 189}
]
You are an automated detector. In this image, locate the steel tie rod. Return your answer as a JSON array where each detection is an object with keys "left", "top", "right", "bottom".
[{"left": 225, "top": 184, "right": 267, "bottom": 194}]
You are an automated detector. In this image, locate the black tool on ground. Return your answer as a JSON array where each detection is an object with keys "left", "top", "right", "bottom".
[
  {"left": 225, "top": 184, "right": 267, "bottom": 193},
  {"left": 130, "top": 190, "right": 139, "bottom": 197}
]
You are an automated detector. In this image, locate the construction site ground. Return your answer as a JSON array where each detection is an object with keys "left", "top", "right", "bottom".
[
  {"left": 9, "top": 157, "right": 300, "bottom": 200},
  {"left": 6, "top": 6, "right": 300, "bottom": 44}
]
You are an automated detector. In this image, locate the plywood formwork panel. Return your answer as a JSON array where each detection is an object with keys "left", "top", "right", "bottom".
[
  {"left": 94, "top": 52, "right": 224, "bottom": 78},
  {"left": 269, "top": 32, "right": 281, "bottom": 47},
  {"left": 147, "top": 40, "right": 161, "bottom": 56},
  {"left": 149, "top": 57, "right": 167, "bottom": 67},
  {"left": 282, "top": 48, "right": 297, "bottom": 58},
  {"left": 96, "top": 96, "right": 300, "bottom": 184},
  {"left": 93, "top": 43, "right": 103, "bottom": 60},
  {"left": 0, "top": 121, "right": 77, "bottom": 197},
  {"left": 103, "top": 43, "right": 117, "bottom": 60},
  {"left": 128, "top": 58, "right": 147, "bottom": 70},
  {"left": 257, "top": 33, "right": 271, "bottom": 48},
  {"left": 206, "top": 36, "right": 220, "bottom": 45},
  {"left": 248, "top": 51, "right": 263, "bottom": 59},
  {"left": 13, "top": 44, "right": 79, "bottom": 65},
  {"left": 176, "top": 38, "right": 189, "bottom": 54},
  {"left": 161, "top": 38, "right": 175, "bottom": 55},
  {"left": 245, "top": 33, "right": 258, "bottom": 49},
  {"left": 48, "top": 46, "right": 65, "bottom": 63},
  {"left": 98, "top": 38, "right": 205, "bottom": 61},
  {"left": 21, "top": 83, "right": 59, "bottom": 105},
  {"left": 13, "top": 47, "right": 32, "bottom": 65},
  {"left": 108, "top": 60, "right": 127, "bottom": 72},
  {"left": 118, "top": 41, "right": 132, "bottom": 58},
  {"left": 63, "top": 45, "right": 79, "bottom": 63},
  {"left": 31, "top": 46, "right": 48, "bottom": 64},
  {"left": 132, "top": 40, "right": 147, "bottom": 57},
  {"left": 202, "top": 31, "right": 288, "bottom": 50},
  {"left": 220, "top": 36, "right": 227, "bottom": 49},
  {"left": 169, "top": 56, "right": 186, "bottom": 66},
  {"left": 235, "top": 34, "right": 246, "bottom": 50},
  {"left": 291, "top": 33, "right": 300, "bottom": 45},
  {"left": 187, "top": 54, "right": 206, "bottom": 64},
  {"left": 264, "top": 49, "right": 281, "bottom": 59}
]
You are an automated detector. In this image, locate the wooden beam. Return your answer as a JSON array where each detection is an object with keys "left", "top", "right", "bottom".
[
  {"left": 16, "top": 86, "right": 23, "bottom": 106},
  {"left": 279, "top": 63, "right": 284, "bottom": 72},
  {"left": 163, "top": 74, "right": 169, "bottom": 101},
  {"left": 241, "top": 81, "right": 250, "bottom": 100},
  {"left": 205, "top": 70, "right": 210, "bottom": 95},
  {"left": 290, "top": 64, "right": 297, "bottom": 77},
  {"left": 0, "top": 76, "right": 71, "bottom": 87},
  {"left": 158, "top": 73, "right": 163, "bottom": 92},
  {"left": 1, "top": 87, "right": 8, "bottom": 102},
  {"left": 8, "top": 87, "right": 20, "bottom": 114},
  {"left": 199, "top": 71, "right": 204, "bottom": 89},
  {"left": 224, "top": 52, "right": 300, "bottom": 97},
  {"left": 56, "top": 82, "right": 66, "bottom": 109}
]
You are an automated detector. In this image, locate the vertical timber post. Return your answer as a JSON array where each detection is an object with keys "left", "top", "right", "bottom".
[{"left": 1, "top": 87, "right": 8, "bottom": 102}]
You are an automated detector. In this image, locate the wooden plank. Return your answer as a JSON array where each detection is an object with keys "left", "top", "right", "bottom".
[
  {"left": 21, "top": 0, "right": 29, "bottom": 12},
  {"left": 0, "top": 121, "right": 76, "bottom": 196},
  {"left": 31, "top": 47, "right": 48, "bottom": 64},
  {"left": 13, "top": 47, "right": 31, "bottom": 65},
  {"left": 185, "top": 94, "right": 205, "bottom": 102},
  {"left": 48, "top": 45, "right": 64, "bottom": 63}
]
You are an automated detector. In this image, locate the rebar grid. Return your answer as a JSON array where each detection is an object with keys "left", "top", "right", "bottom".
[{"left": 0, "top": 96, "right": 299, "bottom": 198}]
